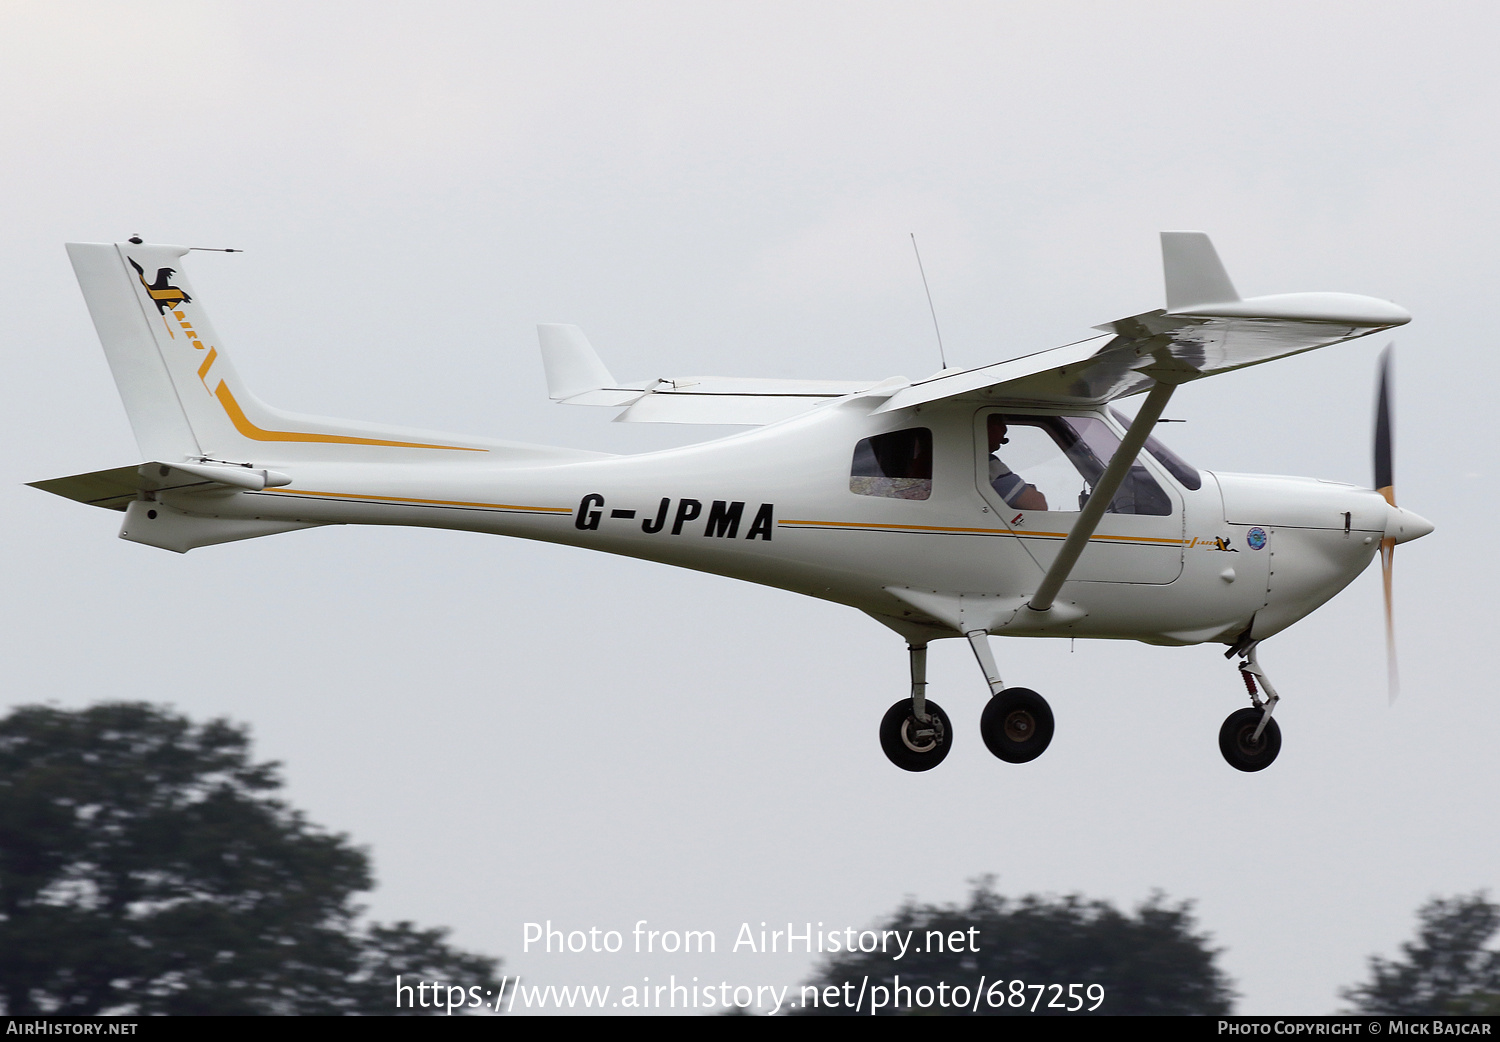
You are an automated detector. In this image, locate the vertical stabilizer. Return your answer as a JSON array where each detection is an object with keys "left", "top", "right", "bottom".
[
  {"left": 67, "top": 243, "right": 202, "bottom": 459},
  {"left": 65, "top": 241, "right": 503, "bottom": 463},
  {"left": 69, "top": 241, "right": 289, "bottom": 460}
]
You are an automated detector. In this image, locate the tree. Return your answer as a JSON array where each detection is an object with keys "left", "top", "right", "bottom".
[
  {"left": 0, "top": 702, "right": 503, "bottom": 1015},
  {"left": 793, "top": 878, "right": 1234, "bottom": 1015},
  {"left": 1341, "top": 893, "right": 1500, "bottom": 1015}
]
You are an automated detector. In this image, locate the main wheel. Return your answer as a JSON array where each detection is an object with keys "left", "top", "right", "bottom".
[
  {"left": 980, "top": 687, "right": 1055, "bottom": 763},
  {"left": 1218, "top": 707, "right": 1281, "bottom": 772},
  {"left": 879, "top": 699, "right": 952, "bottom": 772}
]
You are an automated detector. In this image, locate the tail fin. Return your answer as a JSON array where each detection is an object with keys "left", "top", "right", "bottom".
[{"left": 67, "top": 242, "right": 497, "bottom": 462}]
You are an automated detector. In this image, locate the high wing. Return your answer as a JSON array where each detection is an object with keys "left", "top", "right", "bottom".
[
  {"left": 542, "top": 233, "right": 1410, "bottom": 424},
  {"left": 875, "top": 232, "right": 1409, "bottom": 414},
  {"left": 538, "top": 323, "right": 880, "bottom": 424}
]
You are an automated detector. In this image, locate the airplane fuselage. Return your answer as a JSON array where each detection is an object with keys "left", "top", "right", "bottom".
[{"left": 131, "top": 395, "right": 1389, "bottom": 650}]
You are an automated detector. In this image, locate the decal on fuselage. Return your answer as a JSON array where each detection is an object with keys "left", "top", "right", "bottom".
[
  {"left": 1187, "top": 535, "right": 1242, "bottom": 552},
  {"left": 575, "top": 494, "right": 774, "bottom": 540}
]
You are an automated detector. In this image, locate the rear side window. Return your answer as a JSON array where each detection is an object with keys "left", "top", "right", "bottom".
[{"left": 850, "top": 428, "right": 932, "bottom": 500}]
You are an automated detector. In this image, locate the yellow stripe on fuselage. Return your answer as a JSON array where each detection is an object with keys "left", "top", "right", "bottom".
[
  {"left": 214, "top": 382, "right": 488, "bottom": 452},
  {"left": 776, "top": 518, "right": 1183, "bottom": 546},
  {"left": 259, "top": 487, "right": 570, "bottom": 513}
]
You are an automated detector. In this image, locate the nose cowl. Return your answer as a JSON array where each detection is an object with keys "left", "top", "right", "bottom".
[{"left": 1385, "top": 505, "right": 1434, "bottom": 544}]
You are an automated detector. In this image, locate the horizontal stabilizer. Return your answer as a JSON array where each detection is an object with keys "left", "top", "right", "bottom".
[
  {"left": 30, "top": 462, "right": 291, "bottom": 511},
  {"left": 29, "top": 462, "right": 323, "bottom": 552},
  {"left": 29, "top": 465, "right": 158, "bottom": 512}
]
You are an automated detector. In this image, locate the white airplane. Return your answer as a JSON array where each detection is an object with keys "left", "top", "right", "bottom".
[{"left": 31, "top": 233, "right": 1432, "bottom": 773}]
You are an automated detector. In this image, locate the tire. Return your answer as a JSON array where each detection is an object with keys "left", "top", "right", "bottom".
[
  {"left": 1218, "top": 707, "right": 1282, "bottom": 772},
  {"left": 980, "top": 687, "right": 1054, "bottom": 763},
  {"left": 879, "top": 698, "right": 952, "bottom": 772}
]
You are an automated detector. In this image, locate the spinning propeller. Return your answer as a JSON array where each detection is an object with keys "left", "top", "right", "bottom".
[
  {"left": 1372, "top": 346, "right": 1434, "bottom": 704},
  {"left": 1374, "top": 347, "right": 1399, "bottom": 703}
]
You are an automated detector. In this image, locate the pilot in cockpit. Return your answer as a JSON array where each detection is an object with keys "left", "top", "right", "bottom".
[{"left": 987, "top": 416, "right": 1049, "bottom": 511}]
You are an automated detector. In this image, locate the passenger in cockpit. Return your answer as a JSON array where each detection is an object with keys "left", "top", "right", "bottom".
[{"left": 987, "top": 416, "right": 1049, "bottom": 511}]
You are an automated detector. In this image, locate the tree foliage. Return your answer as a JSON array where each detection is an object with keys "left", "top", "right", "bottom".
[
  {"left": 794, "top": 878, "right": 1234, "bottom": 1016},
  {"left": 0, "top": 702, "right": 502, "bottom": 1015},
  {"left": 1342, "top": 893, "right": 1500, "bottom": 1015}
]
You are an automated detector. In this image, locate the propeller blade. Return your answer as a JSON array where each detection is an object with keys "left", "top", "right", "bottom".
[
  {"left": 1374, "top": 345, "right": 1394, "bottom": 506},
  {"left": 1381, "top": 537, "right": 1398, "bottom": 704},
  {"left": 1374, "top": 345, "right": 1398, "bottom": 703}
]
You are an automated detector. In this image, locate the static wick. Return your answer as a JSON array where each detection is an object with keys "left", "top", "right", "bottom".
[
  {"left": 190, "top": 247, "right": 244, "bottom": 253},
  {"left": 910, "top": 233, "right": 948, "bottom": 371}
]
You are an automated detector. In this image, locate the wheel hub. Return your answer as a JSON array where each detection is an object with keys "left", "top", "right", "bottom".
[
  {"left": 901, "top": 715, "right": 943, "bottom": 753},
  {"left": 1003, "top": 710, "right": 1034, "bottom": 743}
]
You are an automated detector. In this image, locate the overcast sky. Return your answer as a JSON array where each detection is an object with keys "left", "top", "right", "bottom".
[{"left": 2, "top": 1, "right": 1493, "bottom": 1015}]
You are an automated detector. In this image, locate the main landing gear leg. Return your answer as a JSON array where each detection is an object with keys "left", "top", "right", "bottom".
[
  {"left": 879, "top": 644, "right": 952, "bottom": 772},
  {"left": 911, "top": 643, "right": 930, "bottom": 722},
  {"left": 969, "top": 630, "right": 1055, "bottom": 764},
  {"left": 966, "top": 630, "right": 1005, "bottom": 698},
  {"left": 1219, "top": 641, "right": 1283, "bottom": 772}
]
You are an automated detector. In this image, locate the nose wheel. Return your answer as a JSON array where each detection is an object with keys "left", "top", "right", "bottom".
[
  {"left": 879, "top": 698, "right": 952, "bottom": 772},
  {"left": 1218, "top": 708, "right": 1281, "bottom": 772},
  {"left": 980, "top": 687, "right": 1054, "bottom": 763}
]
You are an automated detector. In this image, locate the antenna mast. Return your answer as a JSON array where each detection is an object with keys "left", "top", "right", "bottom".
[{"left": 910, "top": 233, "right": 948, "bottom": 370}]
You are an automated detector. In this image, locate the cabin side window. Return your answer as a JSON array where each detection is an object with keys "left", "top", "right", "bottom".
[{"left": 850, "top": 428, "right": 933, "bottom": 501}]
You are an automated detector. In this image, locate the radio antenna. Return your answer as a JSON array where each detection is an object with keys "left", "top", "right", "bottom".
[{"left": 910, "top": 233, "right": 948, "bottom": 370}]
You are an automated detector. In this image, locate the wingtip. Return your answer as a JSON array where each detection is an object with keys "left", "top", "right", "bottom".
[{"left": 1160, "top": 231, "right": 1240, "bottom": 311}]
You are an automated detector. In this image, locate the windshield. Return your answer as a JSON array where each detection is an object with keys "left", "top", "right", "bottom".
[{"left": 1109, "top": 407, "right": 1202, "bottom": 491}]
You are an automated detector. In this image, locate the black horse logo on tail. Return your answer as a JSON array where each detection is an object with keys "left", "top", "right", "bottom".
[{"left": 128, "top": 257, "right": 192, "bottom": 314}]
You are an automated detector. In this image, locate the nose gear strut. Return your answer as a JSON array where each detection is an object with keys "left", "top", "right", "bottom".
[{"left": 1219, "top": 641, "right": 1283, "bottom": 771}]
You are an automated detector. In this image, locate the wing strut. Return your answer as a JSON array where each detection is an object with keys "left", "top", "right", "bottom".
[{"left": 1026, "top": 379, "right": 1179, "bottom": 613}]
